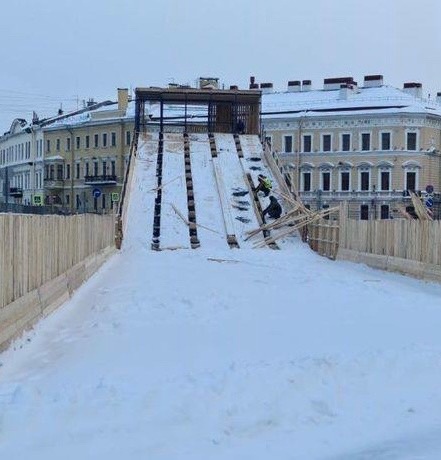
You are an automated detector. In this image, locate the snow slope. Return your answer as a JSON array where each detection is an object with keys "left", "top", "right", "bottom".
[
  {"left": 1, "top": 137, "right": 441, "bottom": 459},
  {"left": 189, "top": 133, "right": 226, "bottom": 248}
]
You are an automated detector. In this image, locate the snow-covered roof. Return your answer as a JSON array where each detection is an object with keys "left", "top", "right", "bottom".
[
  {"left": 261, "top": 85, "right": 441, "bottom": 119},
  {"left": 43, "top": 100, "right": 135, "bottom": 129}
]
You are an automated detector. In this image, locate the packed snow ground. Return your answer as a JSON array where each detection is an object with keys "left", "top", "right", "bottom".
[{"left": 2, "top": 142, "right": 441, "bottom": 459}]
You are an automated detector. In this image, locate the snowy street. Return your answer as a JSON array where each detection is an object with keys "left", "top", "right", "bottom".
[{"left": 1, "top": 141, "right": 441, "bottom": 459}]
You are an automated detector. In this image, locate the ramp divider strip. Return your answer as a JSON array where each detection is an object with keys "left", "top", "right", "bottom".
[
  {"left": 236, "top": 135, "right": 279, "bottom": 249},
  {"left": 183, "top": 133, "right": 200, "bottom": 249},
  {"left": 151, "top": 132, "right": 163, "bottom": 250},
  {"left": 209, "top": 133, "right": 239, "bottom": 248}
]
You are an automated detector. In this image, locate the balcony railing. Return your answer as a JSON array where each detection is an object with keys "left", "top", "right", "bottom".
[
  {"left": 9, "top": 187, "right": 23, "bottom": 197},
  {"left": 44, "top": 178, "right": 65, "bottom": 188},
  {"left": 84, "top": 174, "right": 117, "bottom": 185}
]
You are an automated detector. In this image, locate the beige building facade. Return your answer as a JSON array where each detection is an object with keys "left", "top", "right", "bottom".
[
  {"left": 0, "top": 89, "right": 134, "bottom": 213},
  {"left": 261, "top": 76, "right": 441, "bottom": 219},
  {"left": 43, "top": 104, "right": 134, "bottom": 212}
]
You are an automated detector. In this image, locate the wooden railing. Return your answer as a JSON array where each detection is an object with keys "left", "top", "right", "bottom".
[
  {"left": 115, "top": 129, "right": 139, "bottom": 248},
  {"left": 0, "top": 213, "right": 115, "bottom": 310}
]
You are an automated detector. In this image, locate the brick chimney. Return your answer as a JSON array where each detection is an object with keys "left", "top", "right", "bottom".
[
  {"left": 324, "top": 77, "right": 354, "bottom": 90},
  {"left": 118, "top": 88, "right": 129, "bottom": 111},
  {"left": 302, "top": 80, "right": 312, "bottom": 91},
  {"left": 287, "top": 81, "right": 301, "bottom": 92},
  {"left": 260, "top": 82, "right": 274, "bottom": 94},
  {"left": 403, "top": 82, "right": 422, "bottom": 99},
  {"left": 249, "top": 76, "right": 259, "bottom": 89},
  {"left": 363, "top": 74, "right": 384, "bottom": 88}
]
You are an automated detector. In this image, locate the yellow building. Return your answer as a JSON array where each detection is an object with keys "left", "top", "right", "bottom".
[
  {"left": 42, "top": 89, "right": 134, "bottom": 213},
  {"left": 260, "top": 76, "right": 441, "bottom": 219}
]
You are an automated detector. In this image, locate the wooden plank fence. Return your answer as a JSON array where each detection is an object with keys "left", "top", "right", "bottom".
[
  {"left": 0, "top": 213, "right": 115, "bottom": 310},
  {"left": 308, "top": 219, "right": 340, "bottom": 259},
  {"left": 339, "top": 217, "right": 441, "bottom": 266}
]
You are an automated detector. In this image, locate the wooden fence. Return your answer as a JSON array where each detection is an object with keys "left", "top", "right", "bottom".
[
  {"left": 0, "top": 213, "right": 115, "bottom": 310},
  {"left": 339, "top": 217, "right": 441, "bottom": 266},
  {"left": 308, "top": 218, "right": 340, "bottom": 259}
]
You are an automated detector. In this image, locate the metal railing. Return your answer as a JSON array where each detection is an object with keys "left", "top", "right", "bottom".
[{"left": 84, "top": 174, "right": 117, "bottom": 184}]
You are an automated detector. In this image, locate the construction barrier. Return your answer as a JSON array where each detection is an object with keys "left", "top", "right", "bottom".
[{"left": 0, "top": 213, "right": 115, "bottom": 350}]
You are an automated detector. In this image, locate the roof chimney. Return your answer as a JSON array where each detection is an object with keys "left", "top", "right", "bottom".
[
  {"left": 249, "top": 76, "right": 259, "bottom": 89},
  {"left": 302, "top": 80, "right": 312, "bottom": 91},
  {"left": 118, "top": 88, "right": 129, "bottom": 112},
  {"left": 287, "top": 81, "right": 301, "bottom": 92},
  {"left": 339, "top": 83, "right": 357, "bottom": 100},
  {"left": 260, "top": 82, "right": 274, "bottom": 94},
  {"left": 363, "top": 74, "right": 384, "bottom": 88},
  {"left": 437, "top": 92, "right": 441, "bottom": 104},
  {"left": 403, "top": 82, "right": 422, "bottom": 99},
  {"left": 324, "top": 77, "right": 354, "bottom": 90}
]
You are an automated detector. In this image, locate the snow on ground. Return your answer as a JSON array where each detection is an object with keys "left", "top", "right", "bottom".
[{"left": 1, "top": 140, "right": 441, "bottom": 459}]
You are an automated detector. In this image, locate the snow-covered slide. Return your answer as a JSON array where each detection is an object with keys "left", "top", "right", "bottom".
[
  {"left": 188, "top": 133, "right": 227, "bottom": 247},
  {"left": 124, "top": 132, "right": 159, "bottom": 249},
  {"left": 239, "top": 134, "right": 266, "bottom": 188},
  {"left": 214, "top": 133, "right": 261, "bottom": 247},
  {"left": 240, "top": 134, "right": 298, "bottom": 248},
  {"left": 159, "top": 133, "right": 190, "bottom": 250}
]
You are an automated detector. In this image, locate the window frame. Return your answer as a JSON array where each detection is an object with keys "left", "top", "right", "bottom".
[
  {"left": 341, "top": 133, "right": 351, "bottom": 152},
  {"left": 321, "top": 133, "right": 332, "bottom": 152},
  {"left": 283, "top": 135, "right": 293, "bottom": 153},
  {"left": 302, "top": 134, "right": 313, "bottom": 153}
]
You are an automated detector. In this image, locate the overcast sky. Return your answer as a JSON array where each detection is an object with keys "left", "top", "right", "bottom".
[{"left": 1, "top": 0, "right": 441, "bottom": 133}]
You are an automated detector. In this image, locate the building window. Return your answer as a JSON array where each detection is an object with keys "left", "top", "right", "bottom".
[
  {"left": 406, "top": 171, "right": 417, "bottom": 191},
  {"left": 102, "top": 161, "right": 107, "bottom": 175},
  {"left": 76, "top": 194, "right": 80, "bottom": 209},
  {"left": 340, "top": 171, "right": 350, "bottom": 191},
  {"left": 111, "top": 160, "right": 116, "bottom": 176},
  {"left": 111, "top": 132, "right": 116, "bottom": 147},
  {"left": 94, "top": 161, "right": 99, "bottom": 176},
  {"left": 94, "top": 134, "right": 99, "bottom": 148},
  {"left": 322, "top": 134, "right": 331, "bottom": 152},
  {"left": 380, "top": 205, "right": 390, "bottom": 219},
  {"left": 66, "top": 194, "right": 70, "bottom": 206},
  {"left": 76, "top": 136, "right": 81, "bottom": 149},
  {"left": 284, "top": 135, "right": 293, "bottom": 153},
  {"left": 407, "top": 132, "right": 417, "bottom": 151},
  {"left": 321, "top": 171, "right": 331, "bottom": 191},
  {"left": 76, "top": 163, "right": 80, "bottom": 179},
  {"left": 302, "top": 171, "right": 311, "bottom": 192},
  {"left": 360, "top": 170, "right": 370, "bottom": 191},
  {"left": 85, "top": 162, "right": 89, "bottom": 177},
  {"left": 85, "top": 135, "right": 90, "bottom": 149},
  {"left": 361, "top": 133, "right": 370, "bottom": 151},
  {"left": 303, "top": 135, "right": 312, "bottom": 153},
  {"left": 360, "top": 204, "right": 369, "bottom": 220},
  {"left": 380, "top": 170, "right": 390, "bottom": 191},
  {"left": 102, "top": 194, "right": 106, "bottom": 209},
  {"left": 126, "top": 130, "right": 131, "bottom": 146},
  {"left": 102, "top": 133, "right": 107, "bottom": 148},
  {"left": 381, "top": 132, "right": 391, "bottom": 150},
  {"left": 66, "top": 164, "right": 71, "bottom": 179},
  {"left": 66, "top": 137, "right": 71, "bottom": 151},
  {"left": 56, "top": 138, "right": 60, "bottom": 151},
  {"left": 342, "top": 134, "right": 351, "bottom": 151},
  {"left": 57, "top": 164, "right": 63, "bottom": 180}
]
